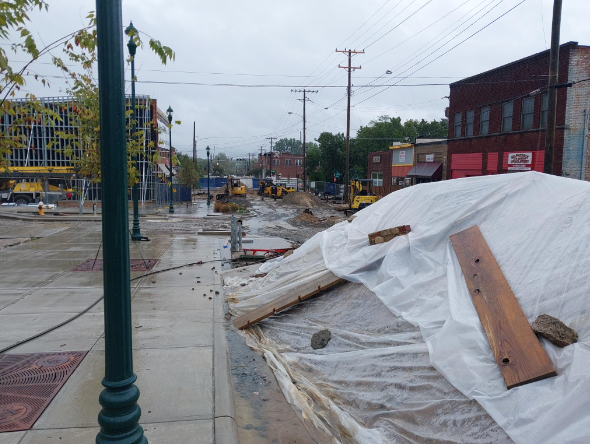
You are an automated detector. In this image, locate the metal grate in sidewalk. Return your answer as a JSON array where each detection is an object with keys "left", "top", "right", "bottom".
[{"left": 0, "top": 352, "right": 87, "bottom": 432}]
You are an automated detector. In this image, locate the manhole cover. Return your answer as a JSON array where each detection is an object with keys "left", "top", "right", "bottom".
[
  {"left": 72, "top": 259, "right": 157, "bottom": 272},
  {"left": 0, "top": 352, "right": 87, "bottom": 432}
]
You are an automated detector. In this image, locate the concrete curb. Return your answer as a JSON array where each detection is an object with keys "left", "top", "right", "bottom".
[{"left": 214, "top": 239, "right": 239, "bottom": 444}]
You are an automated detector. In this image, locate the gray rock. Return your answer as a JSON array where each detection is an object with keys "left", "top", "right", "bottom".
[
  {"left": 311, "top": 329, "right": 331, "bottom": 350},
  {"left": 532, "top": 314, "right": 578, "bottom": 348}
]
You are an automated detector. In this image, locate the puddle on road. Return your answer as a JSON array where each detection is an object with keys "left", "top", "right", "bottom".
[{"left": 226, "top": 320, "right": 317, "bottom": 444}]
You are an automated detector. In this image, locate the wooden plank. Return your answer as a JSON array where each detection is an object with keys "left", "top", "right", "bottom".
[
  {"left": 368, "top": 225, "right": 411, "bottom": 245},
  {"left": 450, "top": 225, "right": 556, "bottom": 389},
  {"left": 232, "top": 273, "right": 345, "bottom": 330}
]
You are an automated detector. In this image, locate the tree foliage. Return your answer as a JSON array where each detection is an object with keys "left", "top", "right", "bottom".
[
  {"left": 273, "top": 138, "right": 301, "bottom": 154},
  {"left": 176, "top": 153, "right": 199, "bottom": 190}
]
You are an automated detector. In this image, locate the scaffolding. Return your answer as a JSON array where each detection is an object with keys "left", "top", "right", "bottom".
[{"left": 0, "top": 95, "right": 160, "bottom": 202}]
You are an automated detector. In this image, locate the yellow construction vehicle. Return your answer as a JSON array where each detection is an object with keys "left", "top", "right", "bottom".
[
  {"left": 0, "top": 167, "right": 75, "bottom": 205},
  {"left": 216, "top": 177, "right": 246, "bottom": 200},
  {"left": 345, "top": 179, "right": 377, "bottom": 216}
]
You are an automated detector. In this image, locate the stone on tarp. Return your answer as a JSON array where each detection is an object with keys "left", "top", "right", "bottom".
[
  {"left": 311, "top": 329, "right": 331, "bottom": 349},
  {"left": 368, "top": 225, "right": 411, "bottom": 245},
  {"left": 532, "top": 314, "right": 578, "bottom": 348}
]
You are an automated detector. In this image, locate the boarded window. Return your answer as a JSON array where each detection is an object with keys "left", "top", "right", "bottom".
[
  {"left": 454, "top": 112, "right": 462, "bottom": 138},
  {"left": 521, "top": 97, "right": 534, "bottom": 130},
  {"left": 466, "top": 110, "right": 474, "bottom": 136},
  {"left": 480, "top": 107, "right": 490, "bottom": 135},
  {"left": 502, "top": 102, "right": 513, "bottom": 132},
  {"left": 371, "top": 172, "right": 383, "bottom": 186},
  {"left": 541, "top": 94, "right": 548, "bottom": 128}
]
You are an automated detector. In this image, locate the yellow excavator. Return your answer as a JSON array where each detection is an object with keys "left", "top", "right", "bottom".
[
  {"left": 216, "top": 177, "right": 246, "bottom": 200},
  {"left": 345, "top": 179, "right": 377, "bottom": 216}
]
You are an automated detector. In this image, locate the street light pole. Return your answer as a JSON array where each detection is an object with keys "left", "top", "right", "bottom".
[
  {"left": 95, "top": 1, "right": 146, "bottom": 443},
  {"left": 167, "top": 106, "right": 174, "bottom": 213},
  {"left": 126, "top": 22, "right": 147, "bottom": 242},
  {"left": 206, "top": 146, "right": 211, "bottom": 206}
]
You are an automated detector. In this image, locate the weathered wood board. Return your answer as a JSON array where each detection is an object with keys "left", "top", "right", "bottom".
[
  {"left": 450, "top": 225, "right": 556, "bottom": 389},
  {"left": 368, "top": 225, "right": 411, "bottom": 245},
  {"left": 232, "top": 272, "right": 345, "bottom": 330}
]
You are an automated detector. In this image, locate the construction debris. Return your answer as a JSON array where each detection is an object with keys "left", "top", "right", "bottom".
[
  {"left": 532, "top": 314, "right": 578, "bottom": 347},
  {"left": 368, "top": 225, "right": 411, "bottom": 245},
  {"left": 311, "top": 329, "right": 331, "bottom": 349},
  {"left": 450, "top": 225, "right": 556, "bottom": 389},
  {"left": 232, "top": 272, "right": 344, "bottom": 330}
]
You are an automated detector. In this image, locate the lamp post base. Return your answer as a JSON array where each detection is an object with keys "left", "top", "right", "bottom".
[{"left": 168, "top": 204, "right": 175, "bottom": 213}]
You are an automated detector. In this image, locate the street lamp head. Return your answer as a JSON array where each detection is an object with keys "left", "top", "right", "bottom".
[
  {"left": 167, "top": 106, "right": 173, "bottom": 123},
  {"left": 288, "top": 112, "right": 293, "bottom": 115},
  {"left": 125, "top": 21, "right": 137, "bottom": 56}
]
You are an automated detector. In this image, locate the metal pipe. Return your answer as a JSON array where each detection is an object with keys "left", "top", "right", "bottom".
[{"left": 582, "top": 108, "right": 589, "bottom": 180}]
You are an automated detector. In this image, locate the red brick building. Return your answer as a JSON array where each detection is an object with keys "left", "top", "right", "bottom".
[
  {"left": 255, "top": 152, "right": 304, "bottom": 179},
  {"left": 447, "top": 42, "right": 590, "bottom": 180}
]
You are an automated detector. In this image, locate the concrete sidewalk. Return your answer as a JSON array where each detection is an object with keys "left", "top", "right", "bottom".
[{"left": 0, "top": 225, "right": 237, "bottom": 443}]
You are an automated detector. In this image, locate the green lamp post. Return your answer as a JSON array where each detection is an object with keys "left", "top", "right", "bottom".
[
  {"left": 167, "top": 106, "right": 174, "bottom": 213},
  {"left": 95, "top": 2, "right": 146, "bottom": 443},
  {"left": 206, "top": 146, "right": 211, "bottom": 206},
  {"left": 125, "top": 22, "right": 148, "bottom": 242}
]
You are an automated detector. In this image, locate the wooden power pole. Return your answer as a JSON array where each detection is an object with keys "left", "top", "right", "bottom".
[
  {"left": 337, "top": 48, "right": 364, "bottom": 202},
  {"left": 193, "top": 121, "right": 196, "bottom": 163},
  {"left": 292, "top": 89, "right": 317, "bottom": 192},
  {"left": 544, "top": 0, "right": 563, "bottom": 175},
  {"left": 266, "top": 137, "right": 277, "bottom": 178}
]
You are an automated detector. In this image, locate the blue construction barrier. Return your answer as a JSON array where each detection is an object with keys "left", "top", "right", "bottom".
[{"left": 199, "top": 177, "right": 227, "bottom": 189}]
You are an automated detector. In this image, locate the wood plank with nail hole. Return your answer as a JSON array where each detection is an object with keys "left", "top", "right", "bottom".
[
  {"left": 450, "top": 225, "right": 556, "bottom": 389},
  {"left": 232, "top": 273, "right": 345, "bottom": 330}
]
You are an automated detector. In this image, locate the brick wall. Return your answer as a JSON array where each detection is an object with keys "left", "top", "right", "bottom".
[
  {"left": 564, "top": 46, "right": 590, "bottom": 179},
  {"left": 447, "top": 42, "right": 581, "bottom": 179},
  {"left": 255, "top": 153, "right": 304, "bottom": 179},
  {"left": 367, "top": 150, "right": 392, "bottom": 186},
  {"left": 415, "top": 142, "right": 448, "bottom": 180}
]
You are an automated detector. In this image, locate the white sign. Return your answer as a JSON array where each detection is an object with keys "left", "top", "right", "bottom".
[
  {"left": 425, "top": 154, "right": 434, "bottom": 162},
  {"left": 399, "top": 150, "right": 406, "bottom": 163},
  {"left": 507, "top": 152, "right": 532, "bottom": 171}
]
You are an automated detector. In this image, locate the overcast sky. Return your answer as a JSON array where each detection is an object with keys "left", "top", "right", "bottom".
[{"left": 10, "top": 0, "right": 590, "bottom": 158}]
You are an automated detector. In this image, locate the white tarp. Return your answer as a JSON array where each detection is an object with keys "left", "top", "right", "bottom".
[{"left": 228, "top": 172, "right": 590, "bottom": 444}]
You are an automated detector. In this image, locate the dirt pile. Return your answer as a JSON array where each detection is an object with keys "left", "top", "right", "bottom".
[
  {"left": 291, "top": 211, "right": 342, "bottom": 228},
  {"left": 282, "top": 192, "right": 323, "bottom": 207},
  {"left": 217, "top": 195, "right": 252, "bottom": 208}
]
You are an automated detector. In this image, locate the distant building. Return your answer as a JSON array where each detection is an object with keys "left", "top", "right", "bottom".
[
  {"left": 1, "top": 95, "right": 168, "bottom": 199},
  {"left": 447, "top": 41, "right": 590, "bottom": 180},
  {"left": 255, "top": 152, "right": 304, "bottom": 179}
]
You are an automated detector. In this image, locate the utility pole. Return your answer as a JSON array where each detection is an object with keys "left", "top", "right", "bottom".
[
  {"left": 193, "top": 122, "right": 196, "bottom": 163},
  {"left": 260, "top": 146, "right": 265, "bottom": 179},
  {"left": 544, "top": 0, "right": 563, "bottom": 175},
  {"left": 337, "top": 48, "right": 364, "bottom": 202},
  {"left": 266, "top": 137, "right": 276, "bottom": 178},
  {"left": 292, "top": 89, "right": 318, "bottom": 192}
]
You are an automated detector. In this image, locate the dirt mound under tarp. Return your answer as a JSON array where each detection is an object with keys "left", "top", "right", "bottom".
[{"left": 282, "top": 192, "right": 323, "bottom": 208}]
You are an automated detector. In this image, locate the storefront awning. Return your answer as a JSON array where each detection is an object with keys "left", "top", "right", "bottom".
[
  {"left": 407, "top": 162, "right": 442, "bottom": 178},
  {"left": 157, "top": 163, "right": 176, "bottom": 176}
]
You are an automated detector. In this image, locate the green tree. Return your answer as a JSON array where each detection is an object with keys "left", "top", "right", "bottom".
[
  {"left": 316, "top": 132, "right": 345, "bottom": 182},
  {"left": 176, "top": 153, "right": 199, "bottom": 191},
  {"left": 273, "top": 138, "right": 301, "bottom": 154},
  {"left": 305, "top": 142, "right": 323, "bottom": 181}
]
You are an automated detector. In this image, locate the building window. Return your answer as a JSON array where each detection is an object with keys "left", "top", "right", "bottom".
[
  {"left": 285, "top": 159, "right": 292, "bottom": 166},
  {"left": 371, "top": 172, "right": 383, "bottom": 186},
  {"left": 466, "top": 110, "right": 474, "bottom": 136},
  {"left": 502, "top": 101, "right": 513, "bottom": 132},
  {"left": 272, "top": 159, "right": 280, "bottom": 166},
  {"left": 373, "top": 155, "right": 381, "bottom": 163},
  {"left": 541, "top": 94, "right": 548, "bottom": 128},
  {"left": 521, "top": 97, "right": 534, "bottom": 130},
  {"left": 454, "top": 112, "right": 462, "bottom": 138},
  {"left": 295, "top": 159, "right": 302, "bottom": 166},
  {"left": 480, "top": 107, "right": 490, "bottom": 135}
]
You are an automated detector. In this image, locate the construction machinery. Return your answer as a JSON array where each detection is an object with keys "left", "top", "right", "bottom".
[
  {"left": 216, "top": 177, "right": 246, "bottom": 200},
  {"left": 0, "top": 167, "right": 75, "bottom": 205},
  {"left": 345, "top": 179, "right": 377, "bottom": 216}
]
